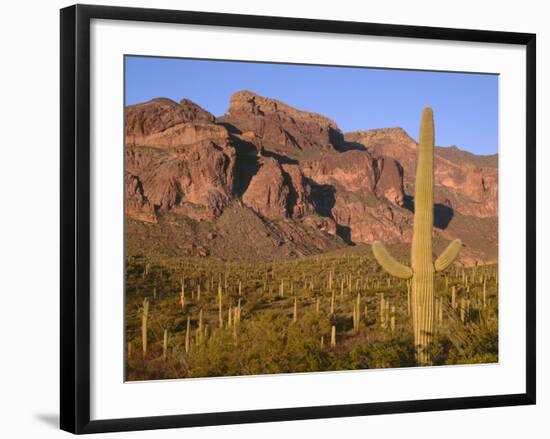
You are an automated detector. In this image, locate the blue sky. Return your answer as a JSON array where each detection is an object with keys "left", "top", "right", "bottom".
[{"left": 125, "top": 56, "right": 498, "bottom": 155}]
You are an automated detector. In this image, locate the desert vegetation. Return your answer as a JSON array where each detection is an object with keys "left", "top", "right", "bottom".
[{"left": 125, "top": 250, "right": 498, "bottom": 381}]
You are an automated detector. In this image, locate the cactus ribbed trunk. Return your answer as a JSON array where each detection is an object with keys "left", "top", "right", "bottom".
[
  {"left": 371, "top": 107, "right": 461, "bottom": 367},
  {"left": 411, "top": 108, "right": 435, "bottom": 365}
]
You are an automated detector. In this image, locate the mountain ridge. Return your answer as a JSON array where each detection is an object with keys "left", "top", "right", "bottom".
[{"left": 125, "top": 91, "right": 498, "bottom": 265}]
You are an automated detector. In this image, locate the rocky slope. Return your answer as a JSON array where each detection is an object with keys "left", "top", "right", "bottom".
[{"left": 125, "top": 91, "right": 498, "bottom": 264}]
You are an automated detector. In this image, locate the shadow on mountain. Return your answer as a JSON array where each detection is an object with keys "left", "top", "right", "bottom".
[
  {"left": 283, "top": 129, "right": 301, "bottom": 149},
  {"left": 309, "top": 179, "right": 336, "bottom": 217},
  {"left": 336, "top": 225, "right": 353, "bottom": 245},
  {"left": 331, "top": 128, "right": 367, "bottom": 152},
  {"left": 307, "top": 179, "right": 354, "bottom": 244},
  {"left": 231, "top": 136, "right": 260, "bottom": 197},
  {"left": 261, "top": 149, "right": 298, "bottom": 165},
  {"left": 216, "top": 120, "right": 242, "bottom": 135},
  {"left": 338, "top": 141, "right": 368, "bottom": 152},
  {"left": 282, "top": 169, "right": 298, "bottom": 217},
  {"left": 403, "top": 194, "right": 454, "bottom": 230}
]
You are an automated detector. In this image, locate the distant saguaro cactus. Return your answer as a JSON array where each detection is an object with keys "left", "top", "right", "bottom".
[
  {"left": 141, "top": 298, "right": 149, "bottom": 357},
  {"left": 451, "top": 286, "right": 457, "bottom": 309},
  {"left": 185, "top": 315, "right": 191, "bottom": 353},
  {"left": 372, "top": 108, "right": 461, "bottom": 365},
  {"left": 330, "top": 325, "right": 336, "bottom": 347},
  {"left": 218, "top": 285, "right": 223, "bottom": 328}
]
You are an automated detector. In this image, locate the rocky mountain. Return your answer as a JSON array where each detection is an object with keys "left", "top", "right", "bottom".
[{"left": 125, "top": 91, "right": 498, "bottom": 264}]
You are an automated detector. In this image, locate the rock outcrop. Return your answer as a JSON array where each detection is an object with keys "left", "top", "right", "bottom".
[
  {"left": 242, "top": 157, "right": 290, "bottom": 219},
  {"left": 125, "top": 98, "right": 227, "bottom": 149},
  {"left": 282, "top": 164, "right": 315, "bottom": 218},
  {"left": 220, "top": 90, "right": 345, "bottom": 153},
  {"left": 345, "top": 128, "right": 498, "bottom": 219},
  {"left": 125, "top": 97, "right": 214, "bottom": 141},
  {"left": 434, "top": 153, "right": 498, "bottom": 218},
  {"left": 301, "top": 150, "right": 409, "bottom": 244},
  {"left": 126, "top": 139, "right": 236, "bottom": 221},
  {"left": 125, "top": 173, "right": 157, "bottom": 223}
]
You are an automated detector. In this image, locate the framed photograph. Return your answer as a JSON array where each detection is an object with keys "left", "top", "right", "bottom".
[{"left": 60, "top": 4, "right": 536, "bottom": 434}]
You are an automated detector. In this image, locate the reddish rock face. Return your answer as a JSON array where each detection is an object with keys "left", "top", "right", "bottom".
[
  {"left": 434, "top": 156, "right": 498, "bottom": 218},
  {"left": 375, "top": 157, "right": 405, "bottom": 206},
  {"left": 126, "top": 137, "right": 236, "bottom": 221},
  {"left": 346, "top": 128, "right": 417, "bottom": 174},
  {"left": 281, "top": 164, "right": 315, "bottom": 218},
  {"left": 331, "top": 196, "right": 411, "bottom": 244},
  {"left": 242, "top": 157, "right": 290, "bottom": 219},
  {"left": 125, "top": 98, "right": 227, "bottom": 150},
  {"left": 302, "top": 215, "right": 338, "bottom": 236},
  {"left": 302, "top": 150, "right": 405, "bottom": 207},
  {"left": 125, "top": 97, "right": 214, "bottom": 141},
  {"left": 222, "top": 90, "right": 345, "bottom": 153},
  {"left": 125, "top": 173, "right": 157, "bottom": 223},
  {"left": 132, "top": 122, "right": 229, "bottom": 149},
  {"left": 241, "top": 159, "right": 317, "bottom": 221},
  {"left": 345, "top": 128, "right": 498, "bottom": 219},
  {"left": 125, "top": 93, "right": 498, "bottom": 263},
  {"left": 125, "top": 97, "right": 238, "bottom": 221},
  {"left": 300, "top": 150, "right": 409, "bottom": 244}
]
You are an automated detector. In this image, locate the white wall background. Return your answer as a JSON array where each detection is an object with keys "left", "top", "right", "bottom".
[{"left": 0, "top": 0, "right": 546, "bottom": 437}]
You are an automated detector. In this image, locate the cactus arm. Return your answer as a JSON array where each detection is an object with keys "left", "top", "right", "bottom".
[
  {"left": 434, "top": 239, "right": 462, "bottom": 272},
  {"left": 372, "top": 241, "right": 413, "bottom": 279}
]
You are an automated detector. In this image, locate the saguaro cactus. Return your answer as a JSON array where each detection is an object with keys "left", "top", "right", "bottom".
[
  {"left": 141, "top": 298, "right": 149, "bottom": 357},
  {"left": 372, "top": 108, "right": 461, "bottom": 365},
  {"left": 185, "top": 315, "right": 191, "bottom": 353}
]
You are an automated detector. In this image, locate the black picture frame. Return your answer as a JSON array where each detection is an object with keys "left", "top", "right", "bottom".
[{"left": 60, "top": 4, "right": 536, "bottom": 434}]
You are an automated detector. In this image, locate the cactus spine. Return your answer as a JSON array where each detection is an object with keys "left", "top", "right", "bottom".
[{"left": 372, "top": 108, "right": 461, "bottom": 365}]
